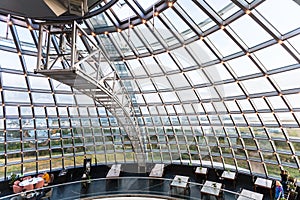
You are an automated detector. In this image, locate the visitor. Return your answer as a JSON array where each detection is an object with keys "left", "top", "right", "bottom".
[
  {"left": 42, "top": 172, "right": 50, "bottom": 184},
  {"left": 280, "top": 169, "right": 289, "bottom": 193},
  {"left": 275, "top": 181, "right": 284, "bottom": 200}
]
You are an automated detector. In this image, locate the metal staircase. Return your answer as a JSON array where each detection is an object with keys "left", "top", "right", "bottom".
[{"left": 35, "top": 21, "right": 145, "bottom": 171}]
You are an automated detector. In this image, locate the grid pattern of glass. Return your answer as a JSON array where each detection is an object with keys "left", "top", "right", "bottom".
[{"left": 0, "top": 0, "right": 299, "bottom": 181}]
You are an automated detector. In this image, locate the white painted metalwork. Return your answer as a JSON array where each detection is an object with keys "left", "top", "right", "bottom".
[{"left": 35, "top": 21, "right": 145, "bottom": 171}]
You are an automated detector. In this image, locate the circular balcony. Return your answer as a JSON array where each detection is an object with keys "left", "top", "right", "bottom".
[{"left": 0, "top": 176, "right": 265, "bottom": 200}]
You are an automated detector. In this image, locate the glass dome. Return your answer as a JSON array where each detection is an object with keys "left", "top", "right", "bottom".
[{"left": 0, "top": 0, "right": 299, "bottom": 181}]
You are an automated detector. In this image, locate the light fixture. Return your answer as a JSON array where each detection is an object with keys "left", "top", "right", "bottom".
[
  {"left": 142, "top": 19, "right": 147, "bottom": 24},
  {"left": 167, "top": 0, "right": 174, "bottom": 7}
]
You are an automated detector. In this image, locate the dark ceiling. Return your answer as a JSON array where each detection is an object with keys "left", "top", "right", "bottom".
[{"left": 0, "top": 0, "right": 109, "bottom": 21}]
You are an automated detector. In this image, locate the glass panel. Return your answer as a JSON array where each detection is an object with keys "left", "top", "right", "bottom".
[
  {"left": 250, "top": 160, "right": 264, "bottom": 174},
  {"left": 32, "top": 93, "right": 54, "bottom": 104},
  {"left": 204, "top": 0, "right": 239, "bottom": 20},
  {"left": 185, "top": 69, "right": 209, "bottom": 86},
  {"left": 171, "top": 47, "right": 197, "bottom": 69},
  {"left": 135, "top": 25, "right": 164, "bottom": 52},
  {"left": 177, "top": 0, "right": 211, "bottom": 31},
  {"left": 241, "top": 77, "right": 275, "bottom": 95},
  {"left": 254, "top": 44, "right": 297, "bottom": 71},
  {"left": 238, "top": 99, "right": 253, "bottom": 111},
  {"left": 127, "top": 29, "right": 149, "bottom": 55},
  {"left": 266, "top": 163, "right": 281, "bottom": 177},
  {"left": 28, "top": 76, "right": 51, "bottom": 90},
  {"left": 244, "top": 114, "right": 262, "bottom": 126},
  {"left": 126, "top": 59, "right": 148, "bottom": 77},
  {"left": 205, "top": 64, "right": 232, "bottom": 82},
  {"left": 276, "top": 112, "right": 297, "bottom": 126},
  {"left": 251, "top": 98, "right": 270, "bottom": 111},
  {"left": 136, "top": 0, "right": 159, "bottom": 10},
  {"left": 160, "top": 92, "right": 179, "bottom": 103},
  {"left": 149, "top": 17, "right": 178, "bottom": 47},
  {"left": 229, "top": 15, "right": 272, "bottom": 48},
  {"left": 163, "top": 8, "right": 196, "bottom": 40},
  {"left": 136, "top": 78, "right": 156, "bottom": 92},
  {"left": 227, "top": 56, "right": 261, "bottom": 77},
  {"left": 143, "top": 93, "right": 162, "bottom": 104},
  {"left": 267, "top": 96, "right": 288, "bottom": 110},
  {"left": 206, "top": 30, "right": 242, "bottom": 57},
  {"left": 177, "top": 89, "right": 198, "bottom": 102},
  {"left": 260, "top": 113, "right": 277, "bottom": 126},
  {"left": 224, "top": 101, "right": 239, "bottom": 112},
  {"left": 187, "top": 40, "right": 218, "bottom": 64},
  {"left": 0, "top": 50, "right": 22, "bottom": 70},
  {"left": 256, "top": 0, "right": 300, "bottom": 34},
  {"left": 286, "top": 94, "right": 300, "bottom": 109},
  {"left": 271, "top": 68, "right": 300, "bottom": 91},
  {"left": 268, "top": 128, "right": 284, "bottom": 139},
  {"left": 4, "top": 91, "right": 30, "bottom": 103},
  {"left": 15, "top": 25, "right": 36, "bottom": 51},
  {"left": 195, "top": 87, "right": 218, "bottom": 100},
  {"left": 110, "top": 2, "right": 135, "bottom": 21},
  {"left": 2, "top": 73, "right": 27, "bottom": 88},
  {"left": 287, "top": 35, "right": 300, "bottom": 55},
  {"left": 141, "top": 56, "right": 163, "bottom": 75},
  {"left": 216, "top": 82, "right": 244, "bottom": 98}
]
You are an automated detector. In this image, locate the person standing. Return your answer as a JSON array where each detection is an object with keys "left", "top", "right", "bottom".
[
  {"left": 280, "top": 169, "right": 289, "bottom": 193},
  {"left": 275, "top": 181, "right": 285, "bottom": 200}
]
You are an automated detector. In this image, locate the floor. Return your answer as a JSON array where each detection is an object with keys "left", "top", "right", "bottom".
[
  {"left": 0, "top": 164, "right": 275, "bottom": 200},
  {"left": 92, "top": 197, "right": 169, "bottom": 200}
]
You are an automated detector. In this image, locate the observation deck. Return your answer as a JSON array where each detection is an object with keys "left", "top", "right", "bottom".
[{"left": 35, "top": 21, "right": 145, "bottom": 171}]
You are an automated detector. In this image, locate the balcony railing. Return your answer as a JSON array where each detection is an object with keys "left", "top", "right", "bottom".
[{"left": 0, "top": 176, "right": 257, "bottom": 200}]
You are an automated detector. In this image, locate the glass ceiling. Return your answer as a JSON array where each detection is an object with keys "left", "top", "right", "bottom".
[{"left": 0, "top": 0, "right": 300, "bottom": 181}]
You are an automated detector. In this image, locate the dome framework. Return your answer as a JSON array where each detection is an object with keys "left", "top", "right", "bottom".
[{"left": 0, "top": 0, "right": 299, "bottom": 181}]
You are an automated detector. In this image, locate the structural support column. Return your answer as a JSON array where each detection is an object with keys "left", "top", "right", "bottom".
[{"left": 35, "top": 21, "right": 146, "bottom": 170}]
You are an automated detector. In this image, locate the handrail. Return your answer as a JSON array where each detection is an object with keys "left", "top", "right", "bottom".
[{"left": 0, "top": 176, "right": 259, "bottom": 200}]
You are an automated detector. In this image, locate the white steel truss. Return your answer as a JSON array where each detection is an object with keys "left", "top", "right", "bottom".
[{"left": 35, "top": 21, "right": 146, "bottom": 171}]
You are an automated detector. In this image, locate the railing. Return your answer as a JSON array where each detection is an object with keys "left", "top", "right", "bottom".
[{"left": 0, "top": 177, "right": 258, "bottom": 200}]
